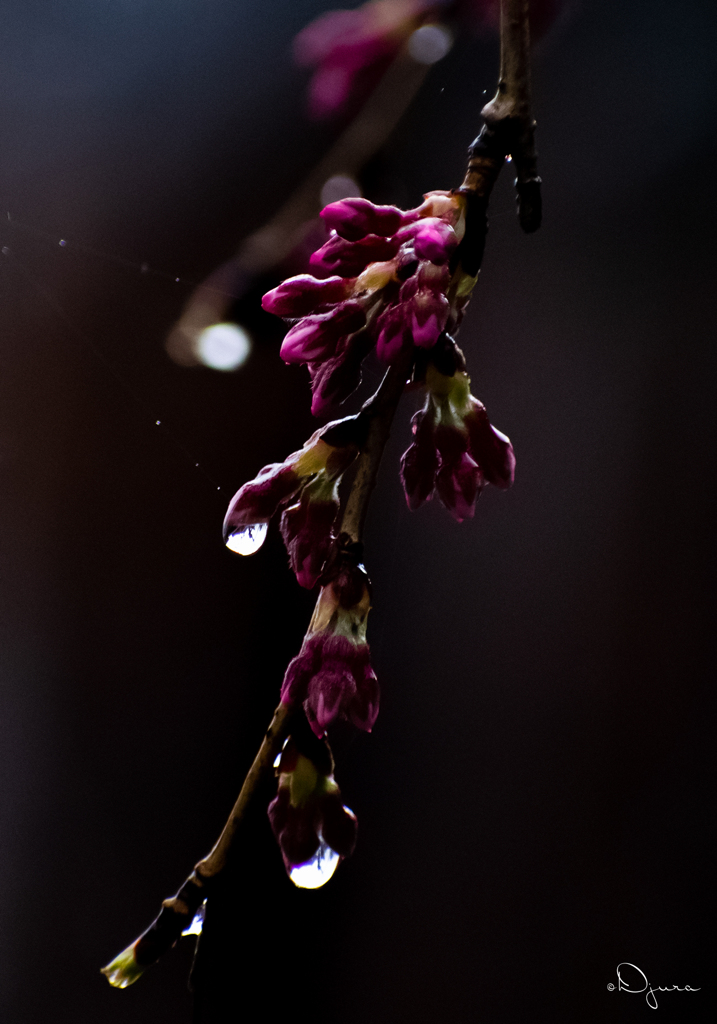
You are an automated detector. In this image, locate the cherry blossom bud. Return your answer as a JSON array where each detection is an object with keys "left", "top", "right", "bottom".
[
  {"left": 320, "top": 197, "right": 405, "bottom": 241},
  {"left": 280, "top": 301, "right": 366, "bottom": 364},
  {"left": 310, "top": 233, "right": 400, "bottom": 277},
  {"left": 280, "top": 478, "right": 340, "bottom": 589},
  {"left": 262, "top": 274, "right": 353, "bottom": 317},
  {"left": 434, "top": 425, "right": 483, "bottom": 521},
  {"left": 309, "top": 330, "right": 374, "bottom": 416},
  {"left": 281, "top": 560, "right": 379, "bottom": 736},
  {"left": 268, "top": 736, "right": 358, "bottom": 886},
  {"left": 223, "top": 463, "right": 302, "bottom": 542},
  {"left": 400, "top": 408, "right": 439, "bottom": 509},
  {"left": 464, "top": 397, "right": 516, "bottom": 488},
  {"left": 396, "top": 216, "right": 459, "bottom": 263},
  {"left": 375, "top": 303, "right": 409, "bottom": 364},
  {"left": 399, "top": 269, "right": 451, "bottom": 348}
]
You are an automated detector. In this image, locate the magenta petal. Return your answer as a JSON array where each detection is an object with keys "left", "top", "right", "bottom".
[
  {"left": 309, "top": 330, "right": 373, "bottom": 416},
  {"left": 396, "top": 218, "right": 457, "bottom": 263},
  {"left": 262, "top": 275, "right": 351, "bottom": 318},
  {"left": 280, "top": 302, "right": 365, "bottom": 364},
  {"left": 435, "top": 451, "right": 482, "bottom": 522},
  {"left": 223, "top": 464, "right": 302, "bottom": 540},
  {"left": 280, "top": 638, "right": 322, "bottom": 707},
  {"left": 410, "top": 303, "right": 448, "bottom": 348},
  {"left": 347, "top": 663, "right": 379, "bottom": 732},
  {"left": 302, "top": 633, "right": 379, "bottom": 734},
  {"left": 375, "top": 305, "right": 408, "bottom": 364},
  {"left": 465, "top": 400, "right": 516, "bottom": 489},
  {"left": 280, "top": 496, "right": 339, "bottom": 589},
  {"left": 269, "top": 791, "right": 321, "bottom": 871},
  {"left": 400, "top": 409, "right": 438, "bottom": 510},
  {"left": 320, "top": 197, "right": 404, "bottom": 242},
  {"left": 310, "top": 233, "right": 400, "bottom": 277},
  {"left": 320, "top": 795, "right": 358, "bottom": 858}
]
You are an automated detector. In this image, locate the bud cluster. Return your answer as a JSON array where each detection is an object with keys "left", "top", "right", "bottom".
[{"left": 225, "top": 189, "right": 515, "bottom": 886}]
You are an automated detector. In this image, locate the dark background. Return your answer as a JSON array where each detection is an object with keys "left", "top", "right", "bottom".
[{"left": 1, "top": 1, "right": 715, "bottom": 1021}]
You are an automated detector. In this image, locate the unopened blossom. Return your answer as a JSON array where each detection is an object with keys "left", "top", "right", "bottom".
[
  {"left": 401, "top": 364, "right": 515, "bottom": 520},
  {"left": 262, "top": 191, "right": 477, "bottom": 416},
  {"left": 223, "top": 426, "right": 359, "bottom": 588},
  {"left": 280, "top": 476, "right": 341, "bottom": 589},
  {"left": 268, "top": 737, "right": 358, "bottom": 885},
  {"left": 281, "top": 557, "right": 379, "bottom": 736}
]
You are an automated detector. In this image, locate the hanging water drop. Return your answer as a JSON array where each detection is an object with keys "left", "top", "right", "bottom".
[
  {"left": 181, "top": 900, "right": 206, "bottom": 937},
  {"left": 289, "top": 839, "right": 340, "bottom": 890},
  {"left": 225, "top": 522, "right": 268, "bottom": 555}
]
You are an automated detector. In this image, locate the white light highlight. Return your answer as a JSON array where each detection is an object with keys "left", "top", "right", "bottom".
[
  {"left": 408, "top": 24, "right": 453, "bottom": 65},
  {"left": 182, "top": 900, "right": 207, "bottom": 937},
  {"left": 225, "top": 523, "right": 268, "bottom": 556},
  {"left": 195, "top": 322, "right": 251, "bottom": 371},
  {"left": 289, "top": 839, "right": 340, "bottom": 890},
  {"left": 320, "top": 175, "right": 362, "bottom": 208}
]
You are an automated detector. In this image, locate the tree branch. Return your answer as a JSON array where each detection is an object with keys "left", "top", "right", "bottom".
[{"left": 102, "top": 0, "right": 541, "bottom": 989}]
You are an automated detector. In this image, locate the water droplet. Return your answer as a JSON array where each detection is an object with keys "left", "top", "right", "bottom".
[
  {"left": 225, "top": 523, "right": 268, "bottom": 555},
  {"left": 182, "top": 900, "right": 206, "bottom": 937},
  {"left": 408, "top": 24, "right": 453, "bottom": 65},
  {"left": 289, "top": 839, "right": 340, "bottom": 889},
  {"left": 175, "top": 277, "right": 180, "bottom": 282},
  {"left": 155, "top": 420, "right": 161, "bottom": 426},
  {"left": 59, "top": 239, "right": 67, "bottom": 247},
  {"left": 506, "top": 154, "right": 513, "bottom": 163}
]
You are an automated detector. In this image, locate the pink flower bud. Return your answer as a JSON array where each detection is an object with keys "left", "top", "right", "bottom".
[
  {"left": 261, "top": 274, "right": 352, "bottom": 317},
  {"left": 464, "top": 397, "right": 516, "bottom": 488},
  {"left": 435, "top": 450, "right": 483, "bottom": 522},
  {"left": 320, "top": 197, "right": 405, "bottom": 241},
  {"left": 396, "top": 217, "right": 458, "bottom": 263},
  {"left": 280, "top": 301, "right": 366, "bottom": 364},
  {"left": 309, "top": 330, "right": 373, "bottom": 416},
  {"left": 310, "top": 233, "right": 400, "bottom": 277},
  {"left": 223, "top": 463, "right": 302, "bottom": 540},
  {"left": 280, "top": 488, "right": 339, "bottom": 589},
  {"left": 375, "top": 303, "right": 409, "bottom": 364},
  {"left": 281, "top": 561, "right": 378, "bottom": 735},
  {"left": 400, "top": 408, "right": 438, "bottom": 510}
]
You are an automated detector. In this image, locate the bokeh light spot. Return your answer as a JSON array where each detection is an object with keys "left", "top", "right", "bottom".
[
  {"left": 195, "top": 322, "right": 252, "bottom": 371},
  {"left": 408, "top": 24, "right": 453, "bottom": 65}
]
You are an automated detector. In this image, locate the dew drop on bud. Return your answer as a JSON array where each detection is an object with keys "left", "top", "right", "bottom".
[
  {"left": 289, "top": 838, "right": 340, "bottom": 890},
  {"left": 181, "top": 900, "right": 206, "bottom": 937},
  {"left": 225, "top": 522, "right": 268, "bottom": 555}
]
